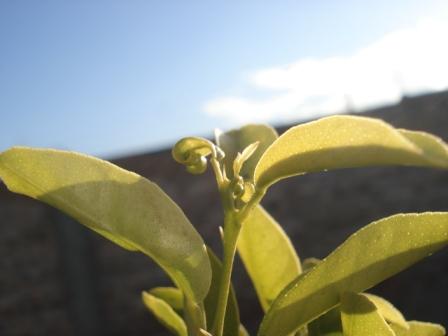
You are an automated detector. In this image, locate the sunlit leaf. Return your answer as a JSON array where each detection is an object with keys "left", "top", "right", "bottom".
[
  {"left": 216, "top": 124, "right": 278, "bottom": 180},
  {"left": 340, "top": 292, "right": 395, "bottom": 336},
  {"left": 204, "top": 248, "right": 240, "bottom": 336},
  {"left": 238, "top": 205, "right": 301, "bottom": 311},
  {"left": 0, "top": 147, "right": 211, "bottom": 302},
  {"left": 258, "top": 212, "right": 448, "bottom": 336},
  {"left": 239, "top": 324, "right": 250, "bottom": 336},
  {"left": 364, "top": 293, "right": 408, "bottom": 329},
  {"left": 142, "top": 291, "right": 187, "bottom": 336},
  {"left": 254, "top": 115, "right": 448, "bottom": 188},
  {"left": 391, "top": 321, "right": 446, "bottom": 336}
]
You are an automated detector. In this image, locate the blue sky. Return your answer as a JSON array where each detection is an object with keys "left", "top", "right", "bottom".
[{"left": 1, "top": 1, "right": 447, "bottom": 158}]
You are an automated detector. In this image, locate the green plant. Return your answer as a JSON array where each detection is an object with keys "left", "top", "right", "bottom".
[{"left": 1, "top": 115, "right": 448, "bottom": 336}]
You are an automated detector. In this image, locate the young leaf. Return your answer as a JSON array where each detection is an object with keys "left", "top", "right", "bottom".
[
  {"left": 150, "top": 287, "right": 184, "bottom": 312},
  {"left": 239, "top": 324, "right": 250, "bottom": 336},
  {"left": 254, "top": 115, "right": 448, "bottom": 189},
  {"left": 233, "top": 141, "right": 260, "bottom": 178},
  {"left": 216, "top": 124, "right": 278, "bottom": 180},
  {"left": 391, "top": 321, "right": 446, "bottom": 336},
  {"left": 172, "top": 137, "right": 216, "bottom": 175},
  {"left": 142, "top": 291, "right": 187, "bottom": 336},
  {"left": 364, "top": 293, "right": 408, "bottom": 329},
  {"left": 237, "top": 205, "right": 301, "bottom": 311},
  {"left": 340, "top": 292, "right": 395, "bottom": 336},
  {"left": 204, "top": 248, "right": 241, "bottom": 336},
  {"left": 258, "top": 212, "right": 448, "bottom": 336},
  {"left": 148, "top": 249, "right": 244, "bottom": 336},
  {"left": 0, "top": 147, "right": 211, "bottom": 303}
]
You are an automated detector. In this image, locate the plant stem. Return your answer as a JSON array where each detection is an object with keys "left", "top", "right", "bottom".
[
  {"left": 211, "top": 212, "right": 241, "bottom": 336},
  {"left": 237, "top": 188, "right": 266, "bottom": 223},
  {"left": 210, "top": 157, "right": 224, "bottom": 187}
]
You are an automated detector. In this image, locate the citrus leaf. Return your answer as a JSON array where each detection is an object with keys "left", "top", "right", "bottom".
[
  {"left": 184, "top": 296, "right": 207, "bottom": 336},
  {"left": 238, "top": 205, "right": 301, "bottom": 311},
  {"left": 340, "top": 292, "right": 395, "bottom": 336},
  {"left": 301, "top": 258, "right": 321, "bottom": 272},
  {"left": 254, "top": 115, "right": 448, "bottom": 188},
  {"left": 364, "top": 293, "right": 408, "bottom": 329},
  {"left": 258, "top": 212, "right": 448, "bottom": 336},
  {"left": 150, "top": 287, "right": 184, "bottom": 312},
  {"left": 239, "top": 324, "right": 250, "bottom": 336},
  {"left": 142, "top": 291, "right": 187, "bottom": 336},
  {"left": 391, "top": 321, "right": 446, "bottom": 336},
  {"left": 216, "top": 124, "right": 278, "bottom": 180},
  {"left": 204, "top": 248, "right": 240, "bottom": 336},
  {"left": 308, "top": 306, "right": 342, "bottom": 336},
  {"left": 233, "top": 141, "right": 260, "bottom": 178},
  {"left": 0, "top": 147, "right": 211, "bottom": 302},
  {"left": 148, "top": 249, "right": 244, "bottom": 336}
]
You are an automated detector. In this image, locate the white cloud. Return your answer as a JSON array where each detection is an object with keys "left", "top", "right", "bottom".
[{"left": 203, "top": 19, "right": 448, "bottom": 125}]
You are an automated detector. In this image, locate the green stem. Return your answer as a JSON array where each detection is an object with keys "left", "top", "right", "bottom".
[
  {"left": 211, "top": 212, "right": 241, "bottom": 336},
  {"left": 210, "top": 157, "right": 225, "bottom": 187},
  {"left": 211, "top": 187, "right": 266, "bottom": 336},
  {"left": 237, "top": 188, "right": 266, "bottom": 223}
]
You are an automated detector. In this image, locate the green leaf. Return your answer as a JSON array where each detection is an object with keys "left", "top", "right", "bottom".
[
  {"left": 258, "top": 212, "right": 448, "bottom": 336},
  {"left": 340, "top": 292, "right": 395, "bottom": 336},
  {"left": 216, "top": 124, "right": 278, "bottom": 180},
  {"left": 254, "top": 115, "right": 448, "bottom": 188},
  {"left": 184, "top": 296, "right": 207, "bottom": 336},
  {"left": 295, "top": 328, "right": 309, "bottom": 336},
  {"left": 149, "top": 287, "right": 184, "bottom": 312},
  {"left": 239, "top": 324, "right": 250, "bottom": 336},
  {"left": 233, "top": 141, "right": 260, "bottom": 178},
  {"left": 148, "top": 249, "right": 245, "bottom": 336},
  {"left": 238, "top": 205, "right": 301, "bottom": 311},
  {"left": 204, "top": 247, "right": 240, "bottom": 336},
  {"left": 301, "top": 258, "right": 321, "bottom": 272},
  {"left": 364, "top": 293, "right": 408, "bottom": 329},
  {"left": 391, "top": 321, "right": 446, "bottom": 336},
  {"left": 308, "top": 306, "right": 342, "bottom": 336},
  {"left": 172, "top": 137, "right": 216, "bottom": 175},
  {"left": 142, "top": 291, "right": 187, "bottom": 336},
  {"left": 0, "top": 147, "right": 211, "bottom": 303},
  {"left": 148, "top": 287, "right": 206, "bottom": 335}
]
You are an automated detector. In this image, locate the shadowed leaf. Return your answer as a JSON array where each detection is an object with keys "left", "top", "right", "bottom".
[
  {"left": 341, "top": 292, "right": 395, "bottom": 336},
  {"left": 0, "top": 147, "right": 211, "bottom": 302},
  {"left": 308, "top": 306, "right": 342, "bottom": 336}
]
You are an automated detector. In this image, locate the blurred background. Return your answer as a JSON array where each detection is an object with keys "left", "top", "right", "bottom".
[{"left": 1, "top": 1, "right": 447, "bottom": 335}]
